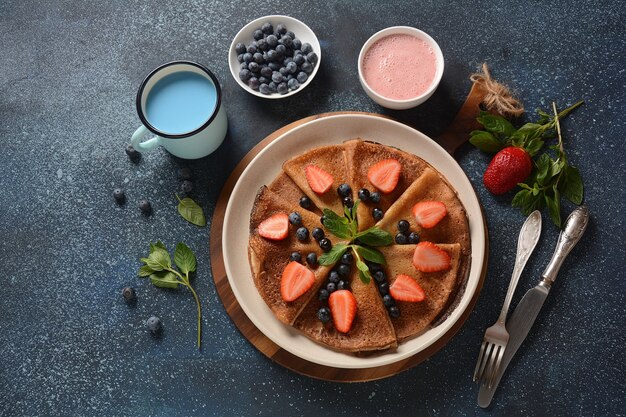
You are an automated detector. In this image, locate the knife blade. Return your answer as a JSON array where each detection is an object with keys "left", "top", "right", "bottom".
[{"left": 478, "top": 205, "right": 590, "bottom": 408}]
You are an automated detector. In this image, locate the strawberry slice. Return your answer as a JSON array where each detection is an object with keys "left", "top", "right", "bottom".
[
  {"left": 328, "top": 290, "right": 357, "bottom": 333},
  {"left": 280, "top": 261, "right": 316, "bottom": 302},
  {"left": 412, "top": 201, "right": 447, "bottom": 228},
  {"left": 258, "top": 213, "right": 289, "bottom": 240},
  {"left": 367, "top": 159, "right": 401, "bottom": 193},
  {"left": 390, "top": 274, "right": 426, "bottom": 302},
  {"left": 412, "top": 242, "right": 451, "bottom": 272},
  {"left": 305, "top": 164, "right": 334, "bottom": 194}
]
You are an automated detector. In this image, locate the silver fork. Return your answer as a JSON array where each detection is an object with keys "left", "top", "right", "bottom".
[{"left": 473, "top": 210, "right": 542, "bottom": 387}]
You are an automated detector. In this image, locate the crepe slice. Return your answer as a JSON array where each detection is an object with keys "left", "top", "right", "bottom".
[
  {"left": 248, "top": 186, "right": 344, "bottom": 325},
  {"left": 344, "top": 139, "right": 428, "bottom": 231},
  {"left": 268, "top": 171, "right": 321, "bottom": 215},
  {"left": 293, "top": 266, "right": 398, "bottom": 352},
  {"left": 282, "top": 144, "right": 349, "bottom": 215},
  {"left": 376, "top": 167, "right": 470, "bottom": 256},
  {"left": 379, "top": 243, "right": 462, "bottom": 341}
]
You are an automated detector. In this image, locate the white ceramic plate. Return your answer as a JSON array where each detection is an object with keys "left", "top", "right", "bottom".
[{"left": 222, "top": 114, "right": 486, "bottom": 369}]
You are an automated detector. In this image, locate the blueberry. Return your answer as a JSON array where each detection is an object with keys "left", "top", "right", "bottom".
[
  {"left": 277, "top": 82, "right": 288, "bottom": 94},
  {"left": 301, "top": 42, "right": 313, "bottom": 54},
  {"left": 243, "top": 52, "right": 253, "bottom": 63},
  {"left": 256, "top": 38, "right": 267, "bottom": 51},
  {"left": 246, "top": 45, "right": 256, "bottom": 55},
  {"left": 301, "top": 61, "right": 313, "bottom": 74},
  {"left": 317, "top": 307, "right": 331, "bottom": 323},
  {"left": 306, "top": 52, "right": 318, "bottom": 64},
  {"left": 378, "top": 282, "right": 389, "bottom": 295},
  {"left": 292, "top": 38, "right": 302, "bottom": 50},
  {"left": 122, "top": 287, "right": 136, "bottom": 303},
  {"left": 342, "top": 196, "right": 353, "bottom": 208},
  {"left": 259, "top": 83, "right": 271, "bottom": 95},
  {"left": 276, "top": 23, "right": 287, "bottom": 34},
  {"left": 395, "top": 233, "right": 408, "bottom": 244},
  {"left": 372, "top": 207, "right": 384, "bottom": 221},
  {"left": 287, "top": 74, "right": 294, "bottom": 81},
  {"left": 248, "top": 61, "right": 259, "bottom": 72},
  {"left": 312, "top": 227, "right": 324, "bottom": 241},
  {"left": 370, "top": 192, "right": 381, "bottom": 203},
  {"left": 398, "top": 220, "right": 410, "bottom": 233},
  {"left": 239, "top": 68, "right": 251, "bottom": 82},
  {"left": 237, "top": 54, "right": 244, "bottom": 63},
  {"left": 337, "top": 183, "right": 352, "bottom": 198},
  {"left": 125, "top": 144, "right": 141, "bottom": 161},
  {"left": 180, "top": 180, "right": 193, "bottom": 194},
  {"left": 296, "top": 227, "right": 309, "bottom": 241},
  {"left": 383, "top": 294, "right": 395, "bottom": 307},
  {"left": 267, "top": 50, "right": 278, "bottom": 61},
  {"left": 258, "top": 76, "right": 269, "bottom": 85},
  {"left": 235, "top": 42, "right": 246, "bottom": 54},
  {"left": 293, "top": 54, "right": 305, "bottom": 66},
  {"left": 286, "top": 61, "right": 297, "bottom": 74},
  {"left": 318, "top": 288, "right": 329, "bottom": 301},
  {"left": 328, "top": 271, "right": 339, "bottom": 283},
  {"left": 326, "top": 282, "right": 337, "bottom": 293},
  {"left": 408, "top": 232, "right": 420, "bottom": 244},
  {"left": 286, "top": 30, "right": 295, "bottom": 39},
  {"left": 253, "top": 52, "right": 264, "bottom": 64},
  {"left": 287, "top": 78, "right": 300, "bottom": 91},
  {"left": 337, "top": 280, "right": 349, "bottom": 290},
  {"left": 369, "top": 263, "right": 382, "bottom": 273},
  {"left": 248, "top": 77, "right": 260, "bottom": 90},
  {"left": 253, "top": 29, "right": 264, "bottom": 40},
  {"left": 268, "top": 61, "right": 281, "bottom": 71},
  {"left": 275, "top": 44, "right": 287, "bottom": 56},
  {"left": 337, "top": 264, "right": 350, "bottom": 277},
  {"left": 268, "top": 82, "right": 277, "bottom": 92},
  {"left": 261, "top": 22, "right": 273, "bottom": 34},
  {"left": 271, "top": 71, "right": 284, "bottom": 83},
  {"left": 320, "top": 214, "right": 327, "bottom": 225},
  {"left": 296, "top": 71, "right": 308, "bottom": 84},
  {"left": 139, "top": 200, "right": 152, "bottom": 214},
  {"left": 289, "top": 251, "right": 302, "bottom": 262},
  {"left": 389, "top": 306, "right": 401, "bottom": 318},
  {"left": 319, "top": 238, "right": 332, "bottom": 252},
  {"left": 147, "top": 316, "right": 162, "bottom": 334},
  {"left": 260, "top": 66, "right": 273, "bottom": 77},
  {"left": 288, "top": 212, "right": 302, "bottom": 226},
  {"left": 283, "top": 57, "right": 294, "bottom": 65},
  {"left": 341, "top": 252, "right": 353, "bottom": 265},
  {"left": 281, "top": 35, "right": 293, "bottom": 47},
  {"left": 266, "top": 34, "right": 278, "bottom": 47},
  {"left": 299, "top": 196, "right": 312, "bottom": 209},
  {"left": 357, "top": 188, "right": 370, "bottom": 202},
  {"left": 373, "top": 270, "right": 386, "bottom": 284},
  {"left": 113, "top": 188, "right": 125, "bottom": 203},
  {"left": 306, "top": 252, "right": 318, "bottom": 267},
  {"left": 279, "top": 66, "right": 289, "bottom": 76},
  {"left": 179, "top": 167, "right": 192, "bottom": 180}
]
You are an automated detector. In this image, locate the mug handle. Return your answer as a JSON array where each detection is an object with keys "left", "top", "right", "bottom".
[{"left": 131, "top": 125, "right": 160, "bottom": 152}]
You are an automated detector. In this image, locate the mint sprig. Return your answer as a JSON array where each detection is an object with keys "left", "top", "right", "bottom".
[
  {"left": 176, "top": 195, "right": 206, "bottom": 227},
  {"left": 138, "top": 241, "right": 202, "bottom": 349},
  {"left": 318, "top": 201, "right": 392, "bottom": 284}
]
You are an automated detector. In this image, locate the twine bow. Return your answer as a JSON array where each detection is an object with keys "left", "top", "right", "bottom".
[{"left": 470, "top": 63, "right": 525, "bottom": 118}]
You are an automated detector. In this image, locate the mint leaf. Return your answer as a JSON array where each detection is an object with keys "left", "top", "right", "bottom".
[
  {"left": 356, "top": 260, "right": 371, "bottom": 284},
  {"left": 318, "top": 243, "right": 349, "bottom": 266},
  {"left": 150, "top": 271, "right": 180, "bottom": 289},
  {"left": 149, "top": 247, "right": 171, "bottom": 269},
  {"left": 323, "top": 208, "right": 348, "bottom": 224},
  {"left": 477, "top": 112, "right": 516, "bottom": 137},
  {"left": 138, "top": 265, "right": 154, "bottom": 277},
  {"left": 323, "top": 218, "right": 353, "bottom": 239},
  {"left": 545, "top": 185, "right": 561, "bottom": 227},
  {"left": 174, "top": 242, "right": 197, "bottom": 276},
  {"left": 535, "top": 154, "right": 551, "bottom": 184},
  {"left": 355, "top": 228, "right": 393, "bottom": 246},
  {"left": 512, "top": 188, "right": 545, "bottom": 215},
  {"left": 150, "top": 241, "right": 167, "bottom": 253},
  {"left": 354, "top": 245, "right": 385, "bottom": 265},
  {"left": 177, "top": 196, "right": 206, "bottom": 227},
  {"left": 561, "top": 165, "right": 584, "bottom": 205},
  {"left": 469, "top": 131, "right": 505, "bottom": 153}
]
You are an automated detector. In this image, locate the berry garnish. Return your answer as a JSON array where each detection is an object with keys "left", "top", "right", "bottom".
[
  {"left": 367, "top": 158, "right": 401, "bottom": 193},
  {"left": 389, "top": 274, "right": 426, "bottom": 302},
  {"left": 382, "top": 294, "right": 395, "bottom": 307},
  {"left": 326, "top": 282, "right": 337, "bottom": 293},
  {"left": 147, "top": 316, "right": 162, "bottom": 334},
  {"left": 483, "top": 146, "right": 533, "bottom": 195},
  {"left": 341, "top": 252, "right": 353, "bottom": 265},
  {"left": 258, "top": 213, "right": 289, "bottom": 240},
  {"left": 328, "top": 290, "right": 357, "bottom": 333},
  {"left": 288, "top": 211, "right": 302, "bottom": 226},
  {"left": 139, "top": 200, "right": 152, "bottom": 214},
  {"left": 296, "top": 227, "right": 309, "bottom": 241},
  {"left": 412, "top": 201, "right": 448, "bottom": 229},
  {"left": 320, "top": 214, "right": 327, "bottom": 225},
  {"left": 319, "top": 237, "right": 332, "bottom": 252},
  {"left": 412, "top": 242, "right": 451, "bottom": 272},
  {"left": 179, "top": 167, "right": 193, "bottom": 180},
  {"left": 372, "top": 207, "right": 384, "bottom": 221},
  {"left": 298, "top": 196, "right": 312, "bottom": 209},
  {"left": 373, "top": 269, "right": 386, "bottom": 284},
  {"left": 289, "top": 251, "right": 302, "bottom": 262},
  {"left": 337, "top": 183, "right": 352, "bottom": 198},
  {"left": 305, "top": 164, "right": 334, "bottom": 194},
  {"left": 337, "top": 264, "right": 350, "bottom": 277},
  {"left": 337, "top": 280, "right": 349, "bottom": 290},
  {"left": 389, "top": 306, "right": 400, "bottom": 318},
  {"left": 311, "top": 227, "right": 325, "bottom": 241},
  {"left": 342, "top": 196, "right": 354, "bottom": 208},
  {"left": 122, "top": 287, "right": 136, "bottom": 303},
  {"left": 317, "top": 307, "right": 331, "bottom": 323},
  {"left": 180, "top": 180, "right": 193, "bottom": 194},
  {"left": 358, "top": 188, "right": 370, "bottom": 201},
  {"left": 328, "top": 271, "right": 339, "bottom": 283},
  {"left": 408, "top": 232, "right": 420, "bottom": 244},
  {"left": 280, "top": 261, "right": 315, "bottom": 302},
  {"left": 370, "top": 192, "right": 381, "bottom": 203},
  {"left": 318, "top": 288, "right": 330, "bottom": 301},
  {"left": 125, "top": 145, "right": 141, "bottom": 162},
  {"left": 395, "top": 233, "right": 408, "bottom": 244},
  {"left": 306, "top": 252, "right": 318, "bottom": 267},
  {"left": 397, "top": 220, "right": 410, "bottom": 233},
  {"left": 113, "top": 188, "right": 125, "bottom": 203},
  {"left": 378, "top": 282, "right": 389, "bottom": 295}
]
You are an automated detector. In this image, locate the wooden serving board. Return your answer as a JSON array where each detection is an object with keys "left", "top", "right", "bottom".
[{"left": 209, "top": 111, "right": 488, "bottom": 382}]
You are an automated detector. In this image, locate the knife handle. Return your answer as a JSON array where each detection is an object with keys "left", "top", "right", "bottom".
[{"left": 541, "top": 205, "right": 590, "bottom": 286}]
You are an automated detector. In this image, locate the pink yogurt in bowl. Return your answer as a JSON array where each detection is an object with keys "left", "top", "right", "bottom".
[{"left": 358, "top": 27, "right": 444, "bottom": 110}]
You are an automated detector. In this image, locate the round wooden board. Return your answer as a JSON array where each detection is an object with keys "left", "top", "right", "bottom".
[{"left": 209, "top": 111, "right": 488, "bottom": 382}]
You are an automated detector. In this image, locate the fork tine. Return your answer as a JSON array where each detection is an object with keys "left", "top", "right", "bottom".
[
  {"left": 488, "top": 345, "right": 506, "bottom": 388},
  {"left": 476, "top": 342, "right": 495, "bottom": 382},
  {"left": 472, "top": 341, "right": 488, "bottom": 381}
]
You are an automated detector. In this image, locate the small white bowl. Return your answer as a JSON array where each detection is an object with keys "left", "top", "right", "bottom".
[
  {"left": 358, "top": 26, "right": 444, "bottom": 110},
  {"left": 229, "top": 15, "right": 321, "bottom": 99}
]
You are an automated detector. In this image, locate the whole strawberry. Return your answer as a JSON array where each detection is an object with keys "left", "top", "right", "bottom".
[{"left": 483, "top": 146, "right": 532, "bottom": 195}]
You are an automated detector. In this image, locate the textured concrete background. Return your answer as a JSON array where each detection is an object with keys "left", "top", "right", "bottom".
[{"left": 0, "top": 0, "right": 624, "bottom": 416}]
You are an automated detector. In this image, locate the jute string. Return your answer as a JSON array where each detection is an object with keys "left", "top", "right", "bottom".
[{"left": 470, "top": 63, "right": 525, "bottom": 118}]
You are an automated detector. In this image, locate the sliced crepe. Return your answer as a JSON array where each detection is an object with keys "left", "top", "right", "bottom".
[
  {"left": 376, "top": 167, "right": 470, "bottom": 256},
  {"left": 293, "top": 267, "right": 398, "bottom": 352},
  {"left": 248, "top": 186, "right": 343, "bottom": 325},
  {"left": 379, "top": 243, "right": 462, "bottom": 341},
  {"left": 344, "top": 139, "right": 428, "bottom": 231},
  {"left": 268, "top": 171, "right": 321, "bottom": 215},
  {"left": 282, "top": 144, "right": 349, "bottom": 215}
]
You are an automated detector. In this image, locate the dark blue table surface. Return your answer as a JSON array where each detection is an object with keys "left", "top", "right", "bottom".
[{"left": 1, "top": 1, "right": 624, "bottom": 416}]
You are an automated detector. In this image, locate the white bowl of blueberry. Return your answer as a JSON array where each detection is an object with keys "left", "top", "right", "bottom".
[{"left": 229, "top": 15, "right": 321, "bottom": 98}]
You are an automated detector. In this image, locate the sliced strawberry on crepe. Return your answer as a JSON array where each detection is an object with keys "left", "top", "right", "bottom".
[
  {"left": 412, "top": 241, "right": 451, "bottom": 272},
  {"left": 367, "top": 158, "right": 402, "bottom": 194},
  {"left": 412, "top": 201, "right": 447, "bottom": 229},
  {"left": 328, "top": 290, "right": 358, "bottom": 333},
  {"left": 305, "top": 164, "right": 334, "bottom": 194},
  {"left": 257, "top": 213, "right": 289, "bottom": 240},
  {"left": 281, "top": 261, "right": 316, "bottom": 302},
  {"left": 389, "top": 274, "right": 426, "bottom": 302}
]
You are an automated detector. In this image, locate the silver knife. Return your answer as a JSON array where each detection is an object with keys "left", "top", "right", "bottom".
[{"left": 478, "top": 205, "right": 590, "bottom": 408}]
